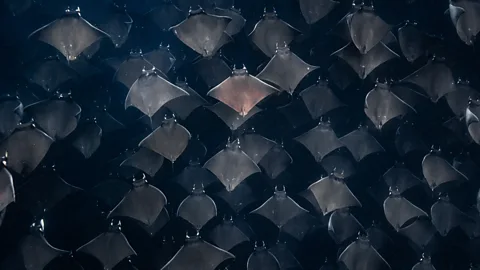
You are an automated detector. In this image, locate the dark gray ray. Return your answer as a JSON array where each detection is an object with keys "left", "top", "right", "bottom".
[
  {"left": 328, "top": 208, "right": 364, "bottom": 245},
  {"left": 21, "top": 221, "right": 68, "bottom": 270},
  {"left": 77, "top": 221, "right": 136, "bottom": 270},
  {"left": 299, "top": 0, "right": 339, "bottom": 24},
  {"left": 125, "top": 69, "right": 190, "bottom": 117},
  {"left": 0, "top": 167, "right": 14, "bottom": 212},
  {"left": 332, "top": 42, "right": 399, "bottom": 80},
  {"left": 382, "top": 166, "right": 421, "bottom": 194},
  {"left": 299, "top": 79, "right": 346, "bottom": 120},
  {"left": 207, "top": 102, "right": 262, "bottom": 131},
  {"left": 247, "top": 242, "right": 281, "bottom": 270},
  {"left": 206, "top": 6, "right": 246, "bottom": 36},
  {"left": 448, "top": 0, "right": 480, "bottom": 45},
  {"left": 340, "top": 127, "right": 385, "bottom": 162},
  {"left": 172, "top": 163, "right": 217, "bottom": 192},
  {"left": 412, "top": 255, "right": 436, "bottom": 270},
  {"left": 0, "top": 125, "right": 54, "bottom": 175},
  {"left": 249, "top": 11, "right": 300, "bottom": 57},
  {"left": 397, "top": 21, "right": 429, "bottom": 63},
  {"left": 251, "top": 186, "right": 308, "bottom": 228},
  {"left": 365, "top": 82, "right": 417, "bottom": 130},
  {"left": 395, "top": 124, "right": 428, "bottom": 157},
  {"left": 320, "top": 152, "right": 357, "bottom": 179},
  {"left": 97, "top": 8, "right": 133, "bottom": 48},
  {"left": 467, "top": 98, "right": 480, "bottom": 144},
  {"left": 398, "top": 218, "right": 437, "bottom": 250},
  {"left": 207, "top": 66, "right": 279, "bottom": 116},
  {"left": 431, "top": 195, "right": 476, "bottom": 237},
  {"left": 305, "top": 175, "right": 361, "bottom": 215},
  {"left": 164, "top": 78, "right": 207, "bottom": 120},
  {"left": 400, "top": 59, "right": 456, "bottom": 103},
  {"left": 194, "top": 54, "right": 232, "bottom": 89},
  {"left": 72, "top": 122, "right": 102, "bottom": 159},
  {"left": 147, "top": 2, "right": 185, "bottom": 31},
  {"left": 257, "top": 44, "right": 319, "bottom": 94},
  {"left": 17, "top": 174, "right": 82, "bottom": 216},
  {"left": 0, "top": 99, "right": 23, "bottom": 139},
  {"left": 25, "top": 99, "right": 81, "bottom": 140},
  {"left": 107, "top": 50, "right": 156, "bottom": 90},
  {"left": 25, "top": 58, "right": 78, "bottom": 92},
  {"left": 160, "top": 233, "right": 235, "bottom": 270},
  {"left": 170, "top": 9, "right": 231, "bottom": 57},
  {"left": 108, "top": 177, "right": 167, "bottom": 227},
  {"left": 294, "top": 121, "right": 344, "bottom": 162},
  {"left": 29, "top": 10, "right": 110, "bottom": 61},
  {"left": 268, "top": 242, "right": 303, "bottom": 270},
  {"left": 143, "top": 45, "right": 177, "bottom": 75},
  {"left": 238, "top": 133, "right": 276, "bottom": 164},
  {"left": 338, "top": 235, "right": 391, "bottom": 270},
  {"left": 213, "top": 183, "right": 257, "bottom": 213},
  {"left": 422, "top": 151, "right": 468, "bottom": 190},
  {"left": 120, "top": 147, "right": 165, "bottom": 177},
  {"left": 383, "top": 189, "right": 428, "bottom": 231},
  {"left": 139, "top": 117, "right": 191, "bottom": 162},
  {"left": 208, "top": 216, "right": 253, "bottom": 251},
  {"left": 204, "top": 139, "right": 261, "bottom": 191},
  {"left": 258, "top": 144, "right": 292, "bottom": 179},
  {"left": 177, "top": 184, "right": 217, "bottom": 231},
  {"left": 445, "top": 81, "right": 479, "bottom": 117},
  {"left": 346, "top": 5, "right": 391, "bottom": 54}
]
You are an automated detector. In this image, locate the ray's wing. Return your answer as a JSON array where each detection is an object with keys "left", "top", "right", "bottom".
[{"left": 208, "top": 218, "right": 253, "bottom": 251}]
